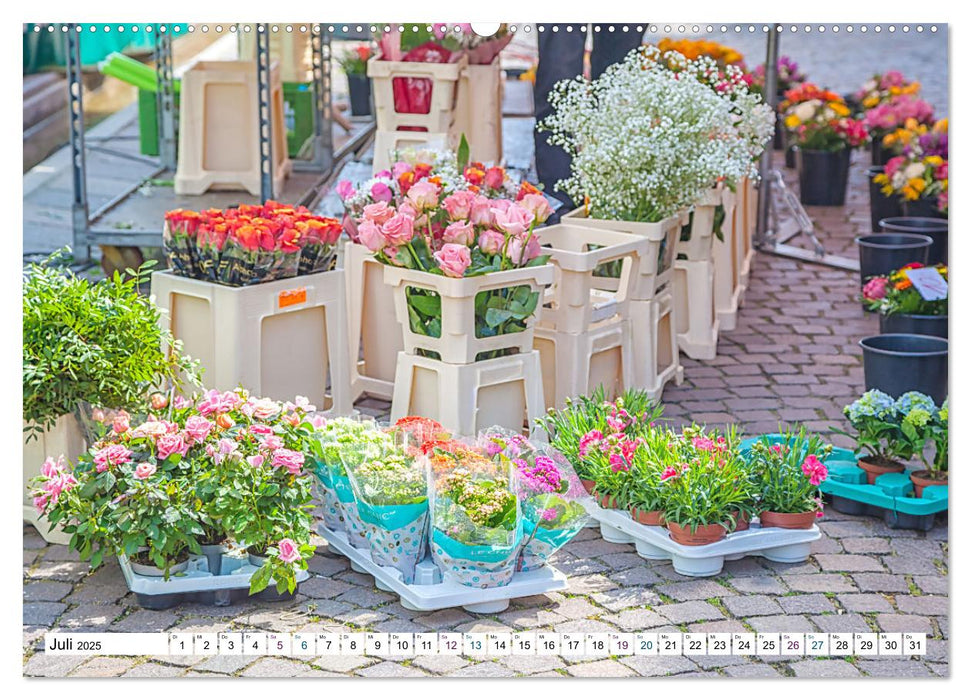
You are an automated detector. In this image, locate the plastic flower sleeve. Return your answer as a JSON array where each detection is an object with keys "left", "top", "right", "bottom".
[
  {"left": 475, "top": 426, "right": 537, "bottom": 463},
  {"left": 344, "top": 449, "right": 429, "bottom": 584},
  {"left": 325, "top": 421, "right": 392, "bottom": 549},
  {"left": 312, "top": 421, "right": 353, "bottom": 533},
  {"left": 428, "top": 452, "right": 523, "bottom": 588}
]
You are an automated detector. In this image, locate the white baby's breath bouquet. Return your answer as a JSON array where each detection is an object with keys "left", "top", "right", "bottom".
[{"left": 539, "top": 46, "right": 755, "bottom": 222}]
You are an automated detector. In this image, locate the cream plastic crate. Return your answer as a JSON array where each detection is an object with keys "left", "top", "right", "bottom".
[
  {"left": 713, "top": 188, "right": 743, "bottom": 332},
  {"left": 383, "top": 264, "right": 555, "bottom": 365},
  {"left": 676, "top": 186, "right": 723, "bottom": 262},
  {"left": 560, "top": 207, "right": 685, "bottom": 301},
  {"left": 739, "top": 176, "right": 759, "bottom": 289},
  {"left": 343, "top": 242, "right": 402, "bottom": 401},
  {"left": 629, "top": 294, "right": 683, "bottom": 401},
  {"left": 367, "top": 54, "right": 467, "bottom": 134},
  {"left": 151, "top": 270, "right": 351, "bottom": 415},
  {"left": 174, "top": 60, "right": 291, "bottom": 197},
  {"left": 535, "top": 318, "right": 633, "bottom": 410},
  {"left": 372, "top": 130, "right": 451, "bottom": 174},
  {"left": 237, "top": 29, "right": 310, "bottom": 83},
  {"left": 534, "top": 223, "right": 646, "bottom": 335},
  {"left": 389, "top": 350, "right": 545, "bottom": 437},
  {"left": 453, "top": 59, "right": 503, "bottom": 165},
  {"left": 23, "top": 414, "right": 85, "bottom": 544}
]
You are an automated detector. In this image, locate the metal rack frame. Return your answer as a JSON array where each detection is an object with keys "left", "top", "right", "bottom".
[{"left": 65, "top": 23, "right": 346, "bottom": 264}]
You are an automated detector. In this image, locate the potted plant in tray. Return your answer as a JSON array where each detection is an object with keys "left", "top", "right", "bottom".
[
  {"left": 837, "top": 390, "right": 924, "bottom": 485},
  {"left": 862, "top": 262, "right": 948, "bottom": 338},
  {"left": 910, "top": 398, "right": 948, "bottom": 497},
  {"left": 23, "top": 251, "right": 199, "bottom": 542},
  {"left": 781, "top": 83, "right": 869, "bottom": 206},
  {"left": 338, "top": 45, "right": 373, "bottom": 116},
  {"left": 746, "top": 427, "right": 833, "bottom": 529}
]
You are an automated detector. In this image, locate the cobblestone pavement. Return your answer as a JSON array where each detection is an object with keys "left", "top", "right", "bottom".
[{"left": 22, "top": 149, "right": 949, "bottom": 677}]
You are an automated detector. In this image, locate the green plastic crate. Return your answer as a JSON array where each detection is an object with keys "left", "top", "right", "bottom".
[
  {"left": 283, "top": 82, "right": 314, "bottom": 158},
  {"left": 137, "top": 89, "right": 181, "bottom": 157}
]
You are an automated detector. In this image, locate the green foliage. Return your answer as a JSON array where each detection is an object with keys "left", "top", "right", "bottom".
[
  {"left": 745, "top": 426, "right": 832, "bottom": 515},
  {"left": 23, "top": 249, "right": 199, "bottom": 438}
]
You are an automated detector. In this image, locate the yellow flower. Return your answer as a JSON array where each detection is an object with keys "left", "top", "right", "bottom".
[
  {"left": 862, "top": 95, "right": 880, "bottom": 108},
  {"left": 889, "top": 86, "right": 902, "bottom": 95},
  {"left": 873, "top": 173, "right": 889, "bottom": 186},
  {"left": 902, "top": 186, "right": 919, "bottom": 201},
  {"left": 908, "top": 177, "right": 927, "bottom": 193},
  {"left": 881, "top": 185, "right": 894, "bottom": 196},
  {"left": 903, "top": 82, "right": 921, "bottom": 94},
  {"left": 829, "top": 101, "right": 851, "bottom": 117},
  {"left": 784, "top": 114, "right": 801, "bottom": 129},
  {"left": 934, "top": 118, "right": 948, "bottom": 133},
  {"left": 925, "top": 155, "right": 944, "bottom": 167}
]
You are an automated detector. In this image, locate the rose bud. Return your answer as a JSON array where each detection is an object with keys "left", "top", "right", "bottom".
[
  {"left": 150, "top": 393, "right": 169, "bottom": 411},
  {"left": 216, "top": 413, "right": 235, "bottom": 430}
]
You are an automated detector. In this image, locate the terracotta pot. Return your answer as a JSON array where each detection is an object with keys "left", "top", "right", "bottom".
[
  {"left": 759, "top": 510, "right": 816, "bottom": 530},
  {"left": 857, "top": 457, "right": 906, "bottom": 485},
  {"left": 597, "top": 492, "right": 619, "bottom": 509},
  {"left": 666, "top": 521, "right": 727, "bottom": 546},
  {"left": 910, "top": 470, "right": 948, "bottom": 498},
  {"left": 581, "top": 479, "right": 597, "bottom": 495},
  {"left": 730, "top": 510, "right": 750, "bottom": 532},
  {"left": 630, "top": 507, "right": 664, "bottom": 526}
]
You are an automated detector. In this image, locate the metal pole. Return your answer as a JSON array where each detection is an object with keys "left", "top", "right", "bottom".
[
  {"left": 66, "top": 24, "right": 90, "bottom": 263},
  {"left": 755, "top": 24, "right": 780, "bottom": 245},
  {"left": 155, "top": 27, "right": 177, "bottom": 171},
  {"left": 256, "top": 24, "right": 274, "bottom": 201},
  {"left": 295, "top": 23, "right": 334, "bottom": 173}
]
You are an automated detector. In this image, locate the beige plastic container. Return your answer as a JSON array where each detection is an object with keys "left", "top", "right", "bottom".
[
  {"left": 174, "top": 60, "right": 292, "bottom": 197},
  {"left": 677, "top": 186, "right": 723, "bottom": 262},
  {"left": 151, "top": 269, "right": 352, "bottom": 415},
  {"left": 453, "top": 59, "right": 503, "bottom": 165},
  {"left": 389, "top": 350, "right": 545, "bottom": 437},
  {"left": 534, "top": 223, "right": 647, "bottom": 335},
  {"left": 739, "top": 176, "right": 759, "bottom": 289},
  {"left": 343, "top": 242, "right": 402, "bottom": 401},
  {"left": 383, "top": 264, "right": 555, "bottom": 365},
  {"left": 372, "top": 130, "right": 452, "bottom": 174},
  {"left": 23, "top": 414, "right": 85, "bottom": 544},
  {"left": 560, "top": 207, "right": 686, "bottom": 301},
  {"left": 367, "top": 54, "right": 467, "bottom": 134},
  {"left": 713, "top": 188, "right": 743, "bottom": 332},
  {"left": 535, "top": 317, "right": 633, "bottom": 410},
  {"left": 237, "top": 28, "right": 310, "bottom": 83},
  {"left": 629, "top": 295, "right": 683, "bottom": 401}
]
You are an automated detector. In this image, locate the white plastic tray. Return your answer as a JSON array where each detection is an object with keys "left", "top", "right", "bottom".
[
  {"left": 318, "top": 525, "right": 568, "bottom": 613},
  {"left": 587, "top": 504, "right": 820, "bottom": 577},
  {"left": 118, "top": 552, "right": 310, "bottom": 596}
]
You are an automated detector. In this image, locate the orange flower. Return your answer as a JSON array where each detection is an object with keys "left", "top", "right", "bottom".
[{"left": 895, "top": 279, "right": 913, "bottom": 291}]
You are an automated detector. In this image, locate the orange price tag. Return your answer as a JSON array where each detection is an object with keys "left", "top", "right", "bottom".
[{"left": 278, "top": 287, "right": 307, "bottom": 309}]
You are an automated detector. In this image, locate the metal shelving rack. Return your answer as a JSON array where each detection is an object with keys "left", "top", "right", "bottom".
[{"left": 66, "top": 23, "right": 354, "bottom": 264}]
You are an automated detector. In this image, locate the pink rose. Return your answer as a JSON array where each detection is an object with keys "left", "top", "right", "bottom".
[
  {"left": 184, "top": 415, "right": 213, "bottom": 444},
  {"left": 263, "top": 435, "right": 284, "bottom": 451},
  {"left": 134, "top": 462, "right": 157, "bottom": 479},
  {"left": 357, "top": 219, "right": 387, "bottom": 253},
  {"left": 442, "top": 190, "right": 476, "bottom": 220},
  {"left": 469, "top": 195, "right": 494, "bottom": 226},
  {"left": 249, "top": 398, "right": 280, "bottom": 421},
  {"left": 130, "top": 420, "right": 169, "bottom": 439},
  {"left": 150, "top": 393, "right": 169, "bottom": 411},
  {"left": 156, "top": 433, "right": 189, "bottom": 461},
  {"left": 277, "top": 538, "right": 301, "bottom": 564},
  {"left": 392, "top": 161, "right": 411, "bottom": 178},
  {"left": 407, "top": 180, "right": 440, "bottom": 211},
  {"left": 112, "top": 413, "right": 130, "bottom": 435},
  {"left": 862, "top": 277, "right": 888, "bottom": 301},
  {"left": 173, "top": 395, "right": 192, "bottom": 410},
  {"left": 477, "top": 229, "right": 506, "bottom": 256},
  {"left": 484, "top": 166, "right": 505, "bottom": 190},
  {"left": 492, "top": 202, "right": 534, "bottom": 237},
  {"left": 335, "top": 180, "right": 355, "bottom": 200},
  {"left": 33, "top": 493, "right": 49, "bottom": 514},
  {"left": 443, "top": 220, "right": 475, "bottom": 246},
  {"left": 213, "top": 438, "right": 238, "bottom": 465},
  {"left": 247, "top": 454, "right": 265, "bottom": 469},
  {"left": 362, "top": 201, "right": 394, "bottom": 225},
  {"left": 94, "top": 444, "right": 132, "bottom": 473},
  {"left": 506, "top": 233, "right": 541, "bottom": 265},
  {"left": 370, "top": 182, "right": 393, "bottom": 203},
  {"left": 310, "top": 415, "right": 327, "bottom": 430},
  {"left": 271, "top": 448, "right": 305, "bottom": 475},
  {"left": 518, "top": 193, "right": 554, "bottom": 224},
  {"left": 249, "top": 423, "right": 274, "bottom": 436},
  {"left": 381, "top": 213, "right": 416, "bottom": 246},
  {"left": 433, "top": 243, "right": 472, "bottom": 278},
  {"left": 40, "top": 455, "right": 65, "bottom": 478},
  {"left": 196, "top": 389, "right": 239, "bottom": 416}
]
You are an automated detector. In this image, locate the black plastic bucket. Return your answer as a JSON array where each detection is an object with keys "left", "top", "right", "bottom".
[
  {"left": 871, "top": 139, "right": 894, "bottom": 167},
  {"left": 855, "top": 233, "right": 933, "bottom": 284},
  {"left": 867, "top": 166, "right": 903, "bottom": 233},
  {"left": 348, "top": 74, "right": 372, "bottom": 117},
  {"left": 879, "top": 216, "right": 948, "bottom": 264},
  {"left": 860, "top": 334, "right": 948, "bottom": 405},
  {"left": 879, "top": 313, "right": 948, "bottom": 339},
  {"left": 796, "top": 147, "right": 850, "bottom": 206}
]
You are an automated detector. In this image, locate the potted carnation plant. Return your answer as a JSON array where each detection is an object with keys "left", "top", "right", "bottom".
[
  {"left": 782, "top": 84, "right": 869, "bottom": 205},
  {"left": 837, "top": 390, "right": 926, "bottom": 484},
  {"left": 339, "top": 45, "right": 373, "bottom": 116},
  {"left": 862, "top": 263, "right": 947, "bottom": 338},
  {"left": 746, "top": 427, "right": 832, "bottom": 529}
]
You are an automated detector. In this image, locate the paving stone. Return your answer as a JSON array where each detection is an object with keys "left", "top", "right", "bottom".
[
  {"left": 655, "top": 601, "right": 725, "bottom": 625},
  {"left": 687, "top": 619, "right": 749, "bottom": 634},
  {"left": 725, "top": 663, "right": 783, "bottom": 677},
  {"left": 837, "top": 593, "right": 894, "bottom": 613},
  {"left": 23, "top": 654, "right": 88, "bottom": 677},
  {"left": 563, "top": 573, "right": 617, "bottom": 594},
  {"left": 554, "top": 619, "right": 620, "bottom": 635},
  {"left": 23, "top": 581, "right": 73, "bottom": 602},
  {"left": 299, "top": 577, "right": 356, "bottom": 599},
  {"left": 782, "top": 574, "right": 857, "bottom": 593},
  {"left": 745, "top": 614, "right": 814, "bottom": 633},
  {"left": 657, "top": 579, "right": 733, "bottom": 602},
  {"left": 57, "top": 603, "right": 124, "bottom": 628},
  {"left": 850, "top": 573, "right": 912, "bottom": 593},
  {"left": 411, "top": 608, "right": 474, "bottom": 629},
  {"left": 333, "top": 608, "right": 389, "bottom": 627},
  {"left": 356, "top": 661, "right": 427, "bottom": 677},
  {"left": 598, "top": 552, "right": 651, "bottom": 570},
  {"left": 307, "top": 555, "right": 350, "bottom": 577},
  {"left": 239, "top": 657, "right": 312, "bottom": 677},
  {"left": 121, "top": 662, "right": 185, "bottom": 678},
  {"left": 883, "top": 556, "right": 942, "bottom": 575},
  {"left": 110, "top": 609, "right": 179, "bottom": 632},
  {"left": 23, "top": 602, "right": 67, "bottom": 626},
  {"left": 70, "top": 656, "right": 138, "bottom": 677},
  {"left": 913, "top": 575, "right": 948, "bottom": 595},
  {"left": 564, "top": 538, "right": 635, "bottom": 558},
  {"left": 814, "top": 554, "right": 886, "bottom": 572},
  {"left": 619, "top": 654, "right": 699, "bottom": 677},
  {"left": 896, "top": 595, "right": 948, "bottom": 616},
  {"left": 858, "top": 660, "right": 934, "bottom": 677},
  {"left": 566, "top": 659, "right": 636, "bottom": 677},
  {"left": 928, "top": 663, "right": 949, "bottom": 677},
  {"left": 335, "top": 586, "right": 395, "bottom": 608},
  {"left": 721, "top": 595, "right": 783, "bottom": 617},
  {"left": 811, "top": 613, "right": 873, "bottom": 633},
  {"left": 590, "top": 586, "right": 662, "bottom": 612},
  {"left": 27, "top": 560, "right": 90, "bottom": 582},
  {"left": 497, "top": 607, "right": 566, "bottom": 629},
  {"left": 728, "top": 576, "right": 788, "bottom": 595},
  {"left": 411, "top": 654, "right": 469, "bottom": 674},
  {"left": 721, "top": 559, "right": 773, "bottom": 577},
  {"left": 601, "top": 608, "right": 669, "bottom": 631},
  {"left": 779, "top": 594, "right": 836, "bottom": 614},
  {"left": 842, "top": 537, "right": 893, "bottom": 554},
  {"left": 192, "top": 655, "right": 260, "bottom": 674},
  {"left": 790, "top": 659, "right": 862, "bottom": 678},
  {"left": 500, "top": 654, "right": 563, "bottom": 674},
  {"left": 447, "top": 661, "right": 516, "bottom": 678},
  {"left": 607, "top": 566, "right": 664, "bottom": 587},
  {"left": 876, "top": 613, "right": 934, "bottom": 634}
]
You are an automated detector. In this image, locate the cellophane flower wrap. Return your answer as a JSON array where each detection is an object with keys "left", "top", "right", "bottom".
[
  {"left": 329, "top": 422, "right": 395, "bottom": 549},
  {"left": 310, "top": 417, "right": 379, "bottom": 533},
  {"left": 428, "top": 447, "right": 523, "bottom": 588},
  {"left": 337, "top": 149, "right": 554, "bottom": 359},
  {"left": 861, "top": 262, "right": 948, "bottom": 316},
  {"left": 538, "top": 45, "right": 754, "bottom": 223},
  {"left": 742, "top": 426, "right": 832, "bottom": 518},
  {"left": 781, "top": 83, "right": 869, "bottom": 151},
  {"left": 345, "top": 446, "right": 429, "bottom": 583},
  {"left": 163, "top": 202, "right": 342, "bottom": 287}
]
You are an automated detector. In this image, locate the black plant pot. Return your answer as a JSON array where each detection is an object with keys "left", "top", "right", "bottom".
[
  {"left": 855, "top": 233, "right": 933, "bottom": 284},
  {"left": 782, "top": 129, "right": 797, "bottom": 168},
  {"left": 773, "top": 116, "right": 784, "bottom": 150},
  {"left": 878, "top": 217, "right": 948, "bottom": 265},
  {"left": 871, "top": 138, "right": 894, "bottom": 166},
  {"left": 879, "top": 313, "right": 948, "bottom": 339},
  {"left": 902, "top": 197, "right": 947, "bottom": 221},
  {"left": 347, "top": 74, "right": 372, "bottom": 116},
  {"left": 796, "top": 147, "right": 851, "bottom": 206},
  {"left": 867, "top": 166, "right": 903, "bottom": 233},
  {"left": 860, "top": 334, "right": 948, "bottom": 405}
]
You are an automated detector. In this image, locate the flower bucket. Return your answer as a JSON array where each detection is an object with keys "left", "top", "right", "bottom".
[
  {"left": 796, "top": 147, "right": 851, "bottom": 206},
  {"left": 383, "top": 264, "right": 554, "bottom": 364},
  {"left": 879, "top": 313, "right": 947, "bottom": 339},
  {"left": 901, "top": 198, "right": 948, "bottom": 222},
  {"left": 871, "top": 140, "right": 895, "bottom": 167},
  {"left": 347, "top": 74, "right": 372, "bottom": 117},
  {"left": 431, "top": 525, "right": 523, "bottom": 588},
  {"left": 879, "top": 217, "right": 948, "bottom": 265},
  {"left": 867, "top": 166, "right": 904, "bottom": 233},
  {"left": 860, "top": 334, "right": 948, "bottom": 405},
  {"left": 855, "top": 233, "right": 933, "bottom": 285}
]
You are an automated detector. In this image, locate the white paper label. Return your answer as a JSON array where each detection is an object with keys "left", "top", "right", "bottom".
[{"left": 905, "top": 267, "right": 948, "bottom": 300}]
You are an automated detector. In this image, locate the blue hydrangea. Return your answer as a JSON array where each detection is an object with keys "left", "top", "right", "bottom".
[
  {"left": 845, "top": 389, "right": 896, "bottom": 422},
  {"left": 895, "top": 391, "right": 936, "bottom": 417}
]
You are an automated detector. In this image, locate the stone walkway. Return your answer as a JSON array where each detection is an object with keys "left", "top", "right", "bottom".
[{"left": 22, "top": 149, "right": 949, "bottom": 678}]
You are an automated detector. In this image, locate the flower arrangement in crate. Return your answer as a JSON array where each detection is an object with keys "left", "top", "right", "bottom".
[
  {"left": 743, "top": 426, "right": 833, "bottom": 529},
  {"left": 862, "top": 262, "right": 948, "bottom": 317},
  {"left": 337, "top": 145, "right": 555, "bottom": 361},
  {"left": 30, "top": 389, "right": 320, "bottom": 595},
  {"left": 655, "top": 37, "right": 745, "bottom": 66},
  {"left": 162, "top": 201, "right": 343, "bottom": 287},
  {"left": 872, "top": 120, "right": 948, "bottom": 216},
  {"left": 862, "top": 94, "right": 936, "bottom": 162},
  {"left": 781, "top": 84, "right": 869, "bottom": 151}
]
